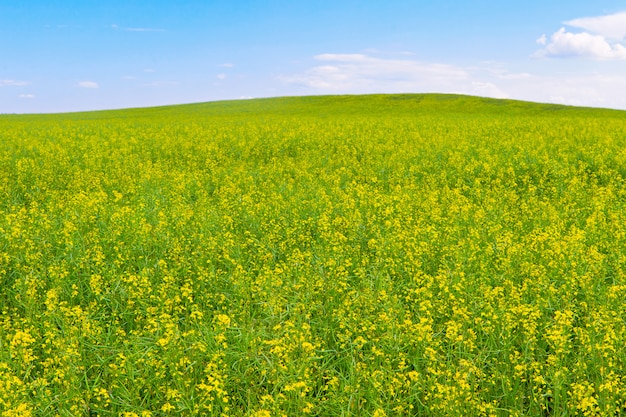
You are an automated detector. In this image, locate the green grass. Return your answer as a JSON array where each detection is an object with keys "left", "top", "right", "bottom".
[{"left": 0, "top": 94, "right": 625, "bottom": 416}]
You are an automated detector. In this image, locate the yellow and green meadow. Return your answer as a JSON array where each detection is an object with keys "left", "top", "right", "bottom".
[{"left": 1, "top": 94, "right": 625, "bottom": 416}]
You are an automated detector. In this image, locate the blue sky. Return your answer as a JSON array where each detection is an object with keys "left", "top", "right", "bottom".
[{"left": 2, "top": 1, "right": 626, "bottom": 113}]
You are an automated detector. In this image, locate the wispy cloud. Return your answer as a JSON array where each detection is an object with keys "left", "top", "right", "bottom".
[
  {"left": 283, "top": 53, "right": 469, "bottom": 90},
  {"left": 565, "top": 11, "right": 626, "bottom": 40},
  {"left": 78, "top": 81, "right": 99, "bottom": 89},
  {"left": 280, "top": 54, "right": 501, "bottom": 96},
  {"left": 18, "top": 94, "right": 35, "bottom": 99},
  {"left": 535, "top": 11, "right": 626, "bottom": 60},
  {"left": 112, "top": 24, "right": 165, "bottom": 32},
  {"left": 219, "top": 63, "right": 234, "bottom": 68},
  {"left": 216, "top": 73, "right": 227, "bottom": 80},
  {"left": 0, "top": 79, "right": 30, "bottom": 87}
]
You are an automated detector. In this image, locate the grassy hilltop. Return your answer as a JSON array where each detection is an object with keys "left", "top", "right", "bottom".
[{"left": 1, "top": 94, "right": 625, "bottom": 416}]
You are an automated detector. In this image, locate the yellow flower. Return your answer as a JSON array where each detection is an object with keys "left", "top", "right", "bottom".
[
  {"left": 161, "top": 403, "right": 175, "bottom": 413},
  {"left": 216, "top": 314, "right": 231, "bottom": 327},
  {"left": 2, "top": 403, "right": 32, "bottom": 417}
]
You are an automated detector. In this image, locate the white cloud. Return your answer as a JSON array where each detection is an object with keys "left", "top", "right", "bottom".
[
  {"left": 536, "top": 11, "right": 626, "bottom": 60},
  {"left": 535, "top": 28, "right": 626, "bottom": 60},
  {"left": 18, "top": 94, "right": 35, "bottom": 99},
  {"left": 219, "top": 63, "right": 234, "bottom": 68},
  {"left": 280, "top": 54, "right": 510, "bottom": 98},
  {"left": 0, "top": 79, "right": 30, "bottom": 87},
  {"left": 78, "top": 81, "right": 99, "bottom": 89},
  {"left": 565, "top": 11, "right": 626, "bottom": 40},
  {"left": 282, "top": 54, "right": 472, "bottom": 93},
  {"left": 216, "top": 73, "right": 227, "bottom": 80},
  {"left": 536, "top": 34, "right": 547, "bottom": 45}
]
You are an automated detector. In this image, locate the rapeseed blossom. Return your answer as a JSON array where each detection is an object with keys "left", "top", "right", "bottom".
[{"left": 0, "top": 95, "right": 624, "bottom": 415}]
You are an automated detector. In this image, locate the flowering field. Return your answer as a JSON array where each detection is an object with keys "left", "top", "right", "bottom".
[{"left": 1, "top": 94, "right": 625, "bottom": 416}]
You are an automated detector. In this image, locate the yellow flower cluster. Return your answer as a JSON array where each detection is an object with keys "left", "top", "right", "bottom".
[{"left": 0, "top": 95, "right": 625, "bottom": 415}]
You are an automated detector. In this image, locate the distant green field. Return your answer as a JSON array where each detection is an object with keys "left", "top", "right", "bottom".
[{"left": 1, "top": 94, "right": 625, "bottom": 416}]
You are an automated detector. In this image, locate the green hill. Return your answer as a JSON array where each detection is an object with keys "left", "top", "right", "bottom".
[{"left": 3, "top": 93, "right": 626, "bottom": 120}]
